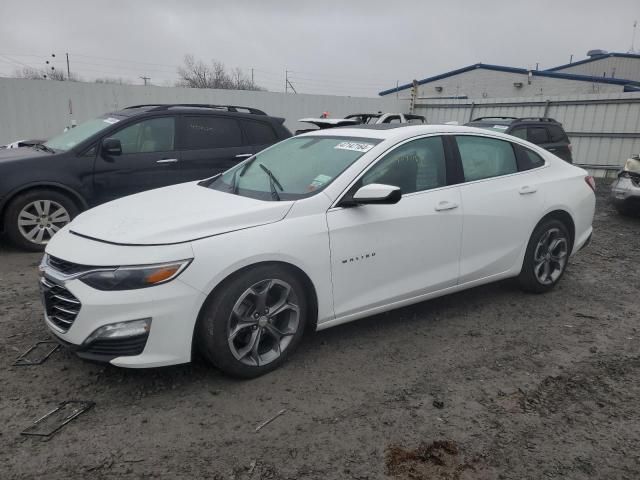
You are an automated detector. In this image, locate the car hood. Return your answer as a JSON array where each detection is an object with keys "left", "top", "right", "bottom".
[
  {"left": 0, "top": 146, "right": 49, "bottom": 163},
  {"left": 69, "top": 182, "right": 294, "bottom": 245}
]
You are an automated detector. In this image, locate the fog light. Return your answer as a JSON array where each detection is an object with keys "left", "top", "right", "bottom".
[{"left": 84, "top": 318, "right": 151, "bottom": 344}]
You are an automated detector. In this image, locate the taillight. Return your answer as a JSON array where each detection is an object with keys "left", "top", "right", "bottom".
[
  {"left": 568, "top": 144, "right": 573, "bottom": 152},
  {"left": 585, "top": 175, "right": 596, "bottom": 192}
]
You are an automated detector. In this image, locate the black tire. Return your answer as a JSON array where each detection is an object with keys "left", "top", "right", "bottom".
[
  {"left": 614, "top": 203, "right": 636, "bottom": 217},
  {"left": 518, "top": 218, "right": 571, "bottom": 294},
  {"left": 196, "top": 264, "right": 309, "bottom": 378},
  {"left": 4, "top": 189, "right": 79, "bottom": 252}
]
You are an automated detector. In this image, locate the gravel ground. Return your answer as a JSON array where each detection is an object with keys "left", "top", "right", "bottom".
[{"left": 1, "top": 182, "right": 639, "bottom": 480}]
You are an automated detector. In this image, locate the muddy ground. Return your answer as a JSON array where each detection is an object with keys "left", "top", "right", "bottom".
[{"left": 1, "top": 182, "right": 639, "bottom": 480}]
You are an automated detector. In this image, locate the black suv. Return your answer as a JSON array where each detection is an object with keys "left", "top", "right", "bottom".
[
  {"left": 465, "top": 117, "right": 573, "bottom": 163},
  {"left": 0, "top": 104, "right": 291, "bottom": 250}
]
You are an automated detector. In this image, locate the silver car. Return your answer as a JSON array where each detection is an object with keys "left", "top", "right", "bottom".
[{"left": 611, "top": 154, "right": 640, "bottom": 216}]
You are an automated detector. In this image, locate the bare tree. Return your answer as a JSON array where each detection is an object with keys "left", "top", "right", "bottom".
[
  {"left": 177, "top": 55, "right": 263, "bottom": 90},
  {"left": 12, "top": 67, "right": 76, "bottom": 81},
  {"left": 94, "top": 77, "right": 132, "bottom": 85}
]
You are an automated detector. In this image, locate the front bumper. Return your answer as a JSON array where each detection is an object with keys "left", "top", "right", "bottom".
[
  {"left": 610, "top": 175, "right": 640, "bottom": 209},
  {"left": 43, "top": 274, "right": 207, "bottom": 368}
]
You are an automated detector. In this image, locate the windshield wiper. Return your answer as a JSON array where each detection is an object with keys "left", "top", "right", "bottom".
[
  {"left": 229, "top": 168, "right": 240, "bottom": 194},
  {"left": 33, "top": 143, "right": 56, "bottom": 154},
  {"left": 259, "top": 163, "right": 283, "bottom": 201}
]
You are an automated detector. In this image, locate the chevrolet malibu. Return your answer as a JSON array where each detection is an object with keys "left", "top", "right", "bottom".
[{"left": 40, "top": 124, "right": 595, "bottom": 378}]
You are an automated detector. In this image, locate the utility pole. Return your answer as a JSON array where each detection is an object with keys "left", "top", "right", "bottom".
[
  {"left": 66, "top": 53, "right": 70, "bottom": 80},
  {"left": 139, "top": 76, "right": 151, "bottom": 86},
  {"left": 285, "top": 70, "right": 288, "bottom": 93}
]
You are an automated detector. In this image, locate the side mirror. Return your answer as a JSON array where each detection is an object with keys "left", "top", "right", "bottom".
[
  {"left": 102, "top": 138, "right": 122, "bottom": 156},
  {"left": 351, "top": 183, "right": 401, "bottom": 205}
]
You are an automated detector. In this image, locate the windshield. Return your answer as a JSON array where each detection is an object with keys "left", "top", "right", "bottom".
[
  {"left": 44, "top": 116, "right": 122, "bottom": 152},
  {"left": 209, "top": 135, "right": 381, "bottom": 201}
]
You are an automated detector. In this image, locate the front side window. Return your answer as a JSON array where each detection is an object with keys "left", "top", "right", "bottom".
[
  {"left": 209, "top": 136, "right": 381, "bottom": 201},
  {"left": 360, "top": 136, "right": 447, "bottom": 194},
  {"left": 111, "top": 117, "right": 175, "bottom": 154},
  {"left": 456, "top": 135, "right": 518, "bottom": 182},
  {"left": 183, "top": 116, "right": 242, "bottom": 149},
  {"left": 510, "top": 127, "right": 527, "bottom": 140}
]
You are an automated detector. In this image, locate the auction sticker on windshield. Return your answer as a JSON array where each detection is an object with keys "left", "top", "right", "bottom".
[{"left": 335, "top": 142, "right": 374, "bottom": 153}]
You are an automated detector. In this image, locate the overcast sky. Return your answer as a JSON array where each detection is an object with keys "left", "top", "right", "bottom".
[{"left": 1, "top": 0, "right": 638, "bottom": 96}]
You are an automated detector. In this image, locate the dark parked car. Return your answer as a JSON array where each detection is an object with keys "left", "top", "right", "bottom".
[
  {"left": 0, "top": 104, "right": 291, "bottom": 250},
  {"left": 465, "top": 117, "right": 573, "bottom": 163}
]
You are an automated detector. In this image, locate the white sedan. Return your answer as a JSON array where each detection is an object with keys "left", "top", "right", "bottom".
[{"left": 40, "top": 124, "right": 595, "bottom": 377}]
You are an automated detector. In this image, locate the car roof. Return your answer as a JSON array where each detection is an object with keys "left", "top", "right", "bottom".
[
  {"left": 299, "top": 123, "right": 514, "bottom": 141},
  {"left": 108, "top": 104, "right": 277, "bottom": 120}
]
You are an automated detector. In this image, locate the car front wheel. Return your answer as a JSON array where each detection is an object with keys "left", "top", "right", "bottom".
[
  {"left": 196, "top": 265, "right": 308, "bottom": 378},
  {"left": 5, "top": 189, "right": 78, "bottom": 251},
  {"left": 518, "top": 218, "right": 571, "bottom": 293}
]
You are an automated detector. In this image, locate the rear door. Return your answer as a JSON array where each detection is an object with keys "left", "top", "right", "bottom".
[
  {"left": 453, "top": 134, "right": 546, "bottom": 284},
  {"left": 239, "top": 119, "right": 280, "bottom": 154},
  {"left": 93, "top": 116, "right": 180, "bottom": 203},
  {"left": 179, "top": 115, "right": 254, "bottom": 180}
]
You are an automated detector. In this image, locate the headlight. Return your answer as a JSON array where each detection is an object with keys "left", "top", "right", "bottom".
[{"left": 79, "top": 260, "right": 192, "bottom": 291}]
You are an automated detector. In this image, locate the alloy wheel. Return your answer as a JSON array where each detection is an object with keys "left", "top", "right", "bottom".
[
  {"left": 17, "top": 200, "right": 71, "bottom": 245},
  {"left": 227, "top": 278, "right": 300, "bottom": 367},
  {"left": 533, "top": 227, "right": 568, "bottom": 285}
]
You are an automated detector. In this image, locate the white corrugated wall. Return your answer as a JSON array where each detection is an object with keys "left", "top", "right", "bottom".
[
  {"left": 0, "top": 78, "right": 409, "bottom": 144},
  {"left": 414, "top": 92, "right": 640, "bottom": 174}
]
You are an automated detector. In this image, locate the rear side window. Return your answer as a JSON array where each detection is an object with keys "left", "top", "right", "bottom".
[
  {"left": 241, "top": 120, "right": 278, "bottom": 145},
  {"left": 548, "top": 125, "right": 567, "bottom": 142},
  {"left": 183, "top": 116, "right": 242, "bottom": 149},
  {"left": 456, "top": 136, "right": 518, "bottom": 182},
  {"left": 528, "top": 127, "right": 549, "bottom": 144},
  {"left": 515, "top": 145, "right": 546, "bottom": 171}
]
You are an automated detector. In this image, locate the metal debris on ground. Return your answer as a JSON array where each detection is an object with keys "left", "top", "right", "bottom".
[
  {"left": 255, "top": 408, "right": 287, "bottom": 432},
  {"left": 21, "top": 401, "right": 95, "bottom": 437},
  {"left": 13, "top": 341, "right": 60, "bottom": 366}
]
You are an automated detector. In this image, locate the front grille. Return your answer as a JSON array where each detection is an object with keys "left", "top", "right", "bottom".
[
  {"left": 83, "top": 334, "right": 148, "bottom": 357},
  {"left": 41, "top": 277, "right": 81, "bottom": 332},
  {"left": 48, "top": 255, "right": 99, "bottom": 276}
]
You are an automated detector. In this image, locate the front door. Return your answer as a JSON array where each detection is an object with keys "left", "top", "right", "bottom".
[
  {"left": 93, "top": 116, "right": 179, "bottom": 203},
  {"left": 327, "top": 136, "right": 463, "bottom": 320}
]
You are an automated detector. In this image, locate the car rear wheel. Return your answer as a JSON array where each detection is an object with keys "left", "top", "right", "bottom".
[
  {"left": 518, "top": 218, "right": 571, "bottom": 293},
  {"left": 5, "top": 189, "right": 79, "bottom": 251},
  {"left": 196, "top": 264, "right": 308, "bottom": 378}
]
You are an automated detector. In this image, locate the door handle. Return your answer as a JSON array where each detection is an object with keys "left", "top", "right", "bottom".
[
  {"left": 434, "top": 201, "right": 459, "bottom": 211},
  {"left": 235, "top": 153, "right": 253, "bottom": 159},
  {"left": 156, "top": 158, "right": 179, "bottom": 164},
  {"left": 519, "top": 185, "right": 537, "bottom": 195}
]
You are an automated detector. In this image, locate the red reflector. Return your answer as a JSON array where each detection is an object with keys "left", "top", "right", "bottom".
[{"left": 585, "top": 175, "right": 596, "bottom": 192}]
